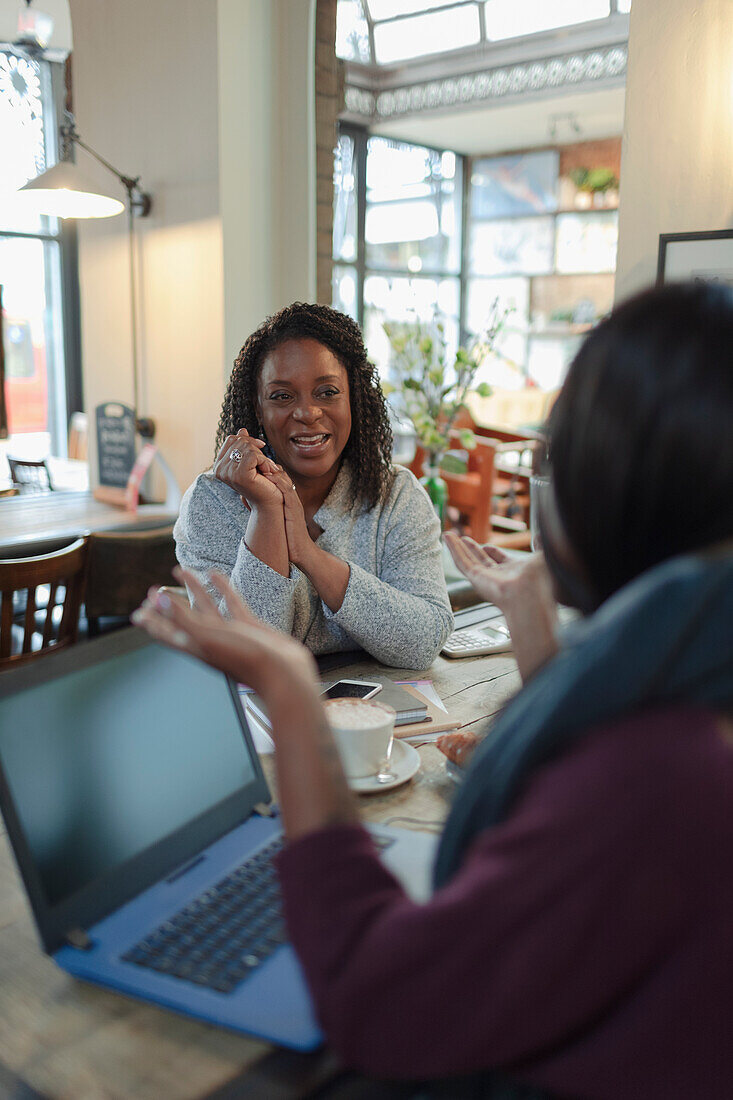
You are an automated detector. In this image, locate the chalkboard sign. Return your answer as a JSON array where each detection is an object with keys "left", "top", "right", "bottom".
[{"left": 95, "top": 402, "right": 136, "bottom": 489}]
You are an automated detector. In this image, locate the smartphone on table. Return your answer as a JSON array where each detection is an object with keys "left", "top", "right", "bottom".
[{"left": 321, "top": 679, "right": 382, "bottom": 700}]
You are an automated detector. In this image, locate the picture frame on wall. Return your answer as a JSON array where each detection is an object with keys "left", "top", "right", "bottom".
[{"left": 657, "top": 229, "right": 733, "bottom": 286}]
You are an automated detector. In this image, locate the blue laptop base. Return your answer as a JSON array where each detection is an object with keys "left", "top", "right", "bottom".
[{"left": 54, "top": 815, "right": 323, "bottom": 1051}]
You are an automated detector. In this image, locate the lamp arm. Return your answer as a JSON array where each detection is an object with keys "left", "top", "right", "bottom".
[
  {"left": 71, "top": 133, "right": 137, "bottom": 192},
  {"left": 61, "top": 120, "right": 152, "bottom": 216}
]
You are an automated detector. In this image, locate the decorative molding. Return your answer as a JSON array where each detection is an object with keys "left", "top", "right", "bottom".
[{"left": 344, "top": 43, "right": 627, "bottom": 123}]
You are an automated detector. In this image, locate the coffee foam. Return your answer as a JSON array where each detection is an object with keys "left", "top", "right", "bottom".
[{"left": 325, "top": 700, "right": 391, "bottom": 730}]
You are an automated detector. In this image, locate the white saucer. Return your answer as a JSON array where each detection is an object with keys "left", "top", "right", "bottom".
[{"left": 348, "top": 739, "right": 421, "bottom": 794}]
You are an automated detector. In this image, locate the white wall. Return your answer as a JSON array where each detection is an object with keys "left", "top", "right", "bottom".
[
  {"left": 70, "top": 0, "right": 224, "bottom": 489},
  {"left": 218, "top": 0, "right": 315, "bottom": 368},
  {"left": 69, "top": 0, "right": 315, "bottom": 491},
  {"left": 615, "top": 0, "right": 733, "bottom": 301}
]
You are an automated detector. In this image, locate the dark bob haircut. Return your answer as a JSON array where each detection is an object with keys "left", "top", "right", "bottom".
[
  {"left": 547, "top": 281, "right": 733, "bottom": 608},
  {"left": 215, "top": 302, "right": 394, "bottom": 510}
]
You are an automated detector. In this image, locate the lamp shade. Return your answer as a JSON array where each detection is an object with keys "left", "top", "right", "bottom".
[{"left": 18, "top": 161, "right": 124, "bottom": 218}]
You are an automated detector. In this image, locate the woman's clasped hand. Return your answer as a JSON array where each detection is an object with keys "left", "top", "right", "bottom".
[
  {"left": 213, "top": 428, "right": 315, "bottom": 570},
  {"left": 212, "top": 427, "right": 283, "bottom": 509}
]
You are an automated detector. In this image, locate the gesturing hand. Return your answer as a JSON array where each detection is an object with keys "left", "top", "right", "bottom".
[
  {"left": 444, "top": 533, "right": 552, "bottom": 615},
  {"left": 213, "top": 428, "right": 283, "bottom": 510},
  {"left": 444, "top": 532, "right": 559, "bottom": 681},
  {"left": 132, "top": 567, "right": 318, "bottom": 700}
]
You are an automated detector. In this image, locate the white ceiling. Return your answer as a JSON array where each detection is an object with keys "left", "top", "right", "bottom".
[{"left": 371, "top": 85, "right": 626, "bottom": 155}]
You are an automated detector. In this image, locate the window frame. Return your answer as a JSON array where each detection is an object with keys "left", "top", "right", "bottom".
[{"left": 0, "top": 52, "right": 83, "bottom": 455}]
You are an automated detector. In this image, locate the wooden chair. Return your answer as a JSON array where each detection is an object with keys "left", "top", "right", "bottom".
[
  {"left": 0, "top": 538, "right": 89, "bottom": 669},
  {"left": 84, "top": 525, "right": 178, "bottom": 636},
  {"left": 452, "top": 410, "right": 545, "bottom": 536},
  {"left": 67, "top": 411, "right": 89, "bottom": 461},
  {"left": 8, "top": 456, "right": 54, "bottom": 494},
  {"left": 409, "top": 429, "right": 536, "bottom": 548}
]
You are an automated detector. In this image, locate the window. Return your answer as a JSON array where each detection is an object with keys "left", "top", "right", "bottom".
[
  {"left": 334, "top": 128, "right": 620, "bottom": 431},
  {"left": 336, "top": 0, "right": 632, "bottom": 66},
  {"left": 0, "top": 50, "right": 80, "bottom": 460},
  {"left": 333, "top": 128, "right": 462, "bottom": 378}
]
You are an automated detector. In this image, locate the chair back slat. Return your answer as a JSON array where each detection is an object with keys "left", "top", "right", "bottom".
[
  {"left": 0, "top": 593, "right": 12, "bottom": 660},
  {"left": 0, "top": 538, "right": 88, "bottom": 669},
  {"left": 41, "top": 582, "right": 59, "bottom": 647},
  {"left": 22, "top": 588, "right": 37, "bottom": 653}
]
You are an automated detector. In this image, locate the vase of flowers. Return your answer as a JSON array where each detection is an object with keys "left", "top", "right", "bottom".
[{"left": 382, "top": 299, "right": 509, "bottom": 522}]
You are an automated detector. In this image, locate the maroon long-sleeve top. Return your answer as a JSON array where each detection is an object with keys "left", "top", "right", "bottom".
[{"left": 276, "top": 706, "right": 733, "bottom": 1097}]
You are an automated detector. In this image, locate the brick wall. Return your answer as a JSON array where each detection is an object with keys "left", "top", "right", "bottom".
[{"left": 314, "top": 0, "right": 342, "bottom": 305}]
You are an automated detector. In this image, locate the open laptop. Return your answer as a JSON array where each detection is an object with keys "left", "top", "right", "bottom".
[{"left": 0, "top": 629, "right": 437, "bottom": 1051}]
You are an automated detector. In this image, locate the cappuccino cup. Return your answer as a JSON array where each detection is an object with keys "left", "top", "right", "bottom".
[{"left": 324, "top": 699, "right": 396, "bottom": 780}]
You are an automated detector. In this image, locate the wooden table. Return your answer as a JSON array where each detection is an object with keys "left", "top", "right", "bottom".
[
  {"left": 0, "top": 649, "right": 521, "bottom": 1099},
  {"left": 0, "top": 491, "right": 179, "bottom": 556}
]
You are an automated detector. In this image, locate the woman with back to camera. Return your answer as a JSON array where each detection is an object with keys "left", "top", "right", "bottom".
[
  {"left": 137, "top": 283, "right": 733, "bottom": 1098},
  {"left": 174, "top": 302, "right": 452, "bottom": 668}
]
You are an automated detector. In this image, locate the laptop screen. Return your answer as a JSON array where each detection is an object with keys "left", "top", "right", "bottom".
[{"left": 0, "top": 641, "right": 257, "bottom": 909}]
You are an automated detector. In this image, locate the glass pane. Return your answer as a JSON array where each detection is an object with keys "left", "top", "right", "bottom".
[
  {"left": 617, "top": 0, "right": 632, "bottom": 11},
  {"left": 332, "top": 264, "right": 359, "bottom": 322},
  {"left": 336, "top": 0, "right": 371, "bottom": 63},
  {"left": 470, "top": 152, "right": 558, "bottom": 218},
  {"left": 484, "top": 0, "right": 609, "bottom": 41},
  {"left": 0, "top": 51, "right": 54, "bottom": 234},
  {"left": 333, "top": 133, "right": 357, "bottom": 263},
  {"left": 470, "top": 216, "right": 554, "bottom": 276},
  {"left": 527, "top": 333, "right": 583, "bottom": 391},
  {"left": 374, "top": 5, "right": 480, "bottom": 64},
  {"left": 555, "top": 211, "right": 618, "bottom": 274},
  {"left": 530, "top": 273, "right": 614, "bottom": 330},
  {"left": 0, "top": 235, "right": 66, "bottom": 448},
  {"left": 365, "top": 137, "right": 460, "bottom": 273},
  {"left": 465, "top": 277, "right": 529, "bottom": 388},
  {"left": 366, "top": 0, "right": 451, "bottom": 19},
  {"left": 363, "top": 273, "right": 460, "bottom": 378}
]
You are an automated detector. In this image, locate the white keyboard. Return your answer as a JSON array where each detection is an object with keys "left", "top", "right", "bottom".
[{"left": 442, "top": 617, "right": 512, "bottom": 658}]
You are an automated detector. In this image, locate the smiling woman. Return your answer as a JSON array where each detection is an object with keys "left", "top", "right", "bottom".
[{"left": 173, "top": 303, "right": 453, "bottom": 668}]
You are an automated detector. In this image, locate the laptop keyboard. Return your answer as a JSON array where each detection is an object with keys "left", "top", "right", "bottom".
[
  {"left": 122, "top": 832, "right": 396, "bottom": 995},
  {"left": 122, "top": 836, "right": 288, "bottom": 994}
]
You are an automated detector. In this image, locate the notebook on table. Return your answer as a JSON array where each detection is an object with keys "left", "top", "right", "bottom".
[
  {"left": 0, "top": 629, "right": 437, "bottom": 1051},
  {"left": 245, "top": 680, "right": 460, "bottom": 741},
  {"left": 247, "top": 678, "right": 426, "bottom": 730}
]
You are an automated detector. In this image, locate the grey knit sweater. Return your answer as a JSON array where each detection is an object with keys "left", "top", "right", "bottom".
[{"left": 173, "top": 463, "right": 453, "bottom": 669}]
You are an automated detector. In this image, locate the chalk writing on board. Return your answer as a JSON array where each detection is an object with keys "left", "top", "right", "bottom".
[{"left": 95, "top": 402, "right": 136, "bottom": 488}]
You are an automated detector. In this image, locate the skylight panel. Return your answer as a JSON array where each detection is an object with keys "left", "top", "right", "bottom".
[
  {"left": 483, "top": 0, "right": 610, "bottom": 42},
  {"left": 373, "top": 5, "right": 481, "bottom": 65},
  {"left": 366, "top": 0, "right": 454, "bottom": 20},
  {"left": 336, "top": 0, "right": 371, "bottom": 63}
]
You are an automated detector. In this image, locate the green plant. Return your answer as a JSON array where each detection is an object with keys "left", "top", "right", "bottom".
[
  {"left": 569, "top": 166, "right": 619, "bottom": 193},
  {"left": 381, "top": 299, "right": 510, "bottom": 469}
]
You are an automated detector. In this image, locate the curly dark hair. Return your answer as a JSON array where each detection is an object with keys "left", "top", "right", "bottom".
[{"left": 215, "top": 302, "right": 394, "bottom": 510}]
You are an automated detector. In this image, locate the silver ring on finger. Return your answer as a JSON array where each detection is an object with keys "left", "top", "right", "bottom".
[{"left": 230, "top": 449, "right": 243, "bottom": 462}]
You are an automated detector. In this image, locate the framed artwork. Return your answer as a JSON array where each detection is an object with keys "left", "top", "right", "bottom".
[{"left": 657, "top": 229, "right": 733, "bottom": 286}]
